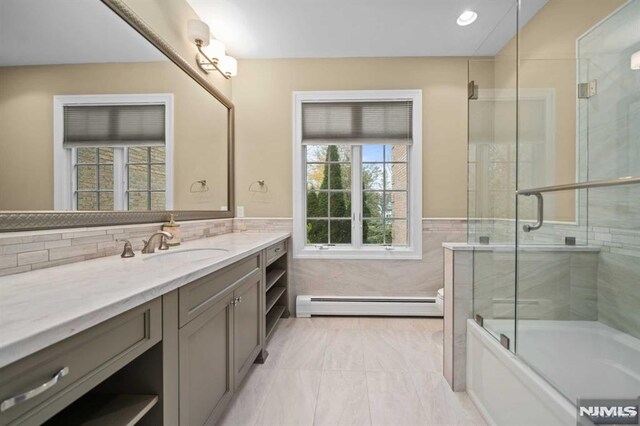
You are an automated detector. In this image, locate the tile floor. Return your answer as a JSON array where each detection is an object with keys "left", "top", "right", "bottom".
[{"left": 218, "top": 317, "right": 486, "bottom": 426}]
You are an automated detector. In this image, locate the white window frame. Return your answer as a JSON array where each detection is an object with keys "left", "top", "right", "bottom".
[
  {"left": 292, "top": 90, "right": 423, "bottom": 260},
  {"left": 53, "top": 94, "right": 174, "bottom": 211}
]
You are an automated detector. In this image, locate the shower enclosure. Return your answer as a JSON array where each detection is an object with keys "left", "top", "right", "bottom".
[{"left": 469, "top": 0, "right": 640, "bottom": 410}]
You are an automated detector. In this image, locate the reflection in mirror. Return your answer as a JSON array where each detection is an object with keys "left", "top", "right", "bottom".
[{"left": 0, "top": 0, "right": 229, "bottom": 213}]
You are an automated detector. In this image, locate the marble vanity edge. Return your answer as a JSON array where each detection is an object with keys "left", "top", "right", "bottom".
[{"left": 0, "top": 231, "right": 290, "bottom": 369}]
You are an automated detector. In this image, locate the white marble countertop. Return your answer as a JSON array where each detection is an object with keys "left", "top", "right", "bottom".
[{"left": 0, "top": 231, "right": 290, "bottom": 369}]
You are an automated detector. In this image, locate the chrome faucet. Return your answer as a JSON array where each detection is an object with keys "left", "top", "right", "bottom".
[{"left": 142, "top": 231, "right": 173, "bottom": 254}]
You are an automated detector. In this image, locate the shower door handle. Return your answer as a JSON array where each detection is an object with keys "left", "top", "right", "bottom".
[{"left": 522, "top": 192, "right": 543, "bottom": 232}]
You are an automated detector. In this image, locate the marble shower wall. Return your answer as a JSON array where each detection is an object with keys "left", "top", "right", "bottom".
[
  {"left": 472, "top": 246, "right": 599, "bottom": 323},
  {"left": 577, "top": 1, "right": 640, "bottom": 339}
]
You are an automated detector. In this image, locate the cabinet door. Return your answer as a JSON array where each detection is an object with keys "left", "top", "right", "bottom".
[
  {"left": 179, "top": 292, "right": 234, "bottom": 426},
  {"left": 233, "top": 270, "right": 263, "bottom": 385}
]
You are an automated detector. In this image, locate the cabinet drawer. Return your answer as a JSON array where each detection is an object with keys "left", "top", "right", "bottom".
[
  {"left": 0, "top": 299, "right": 161, "bottom": 425},
  {"left": 179, "top": 254, "right": 260, "bottom": 327},
  {"left": 266, "top": 240, "right": 286, "bottom": 265}
]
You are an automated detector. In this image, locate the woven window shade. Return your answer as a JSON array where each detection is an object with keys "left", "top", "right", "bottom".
[
  {"left": 301, "top": 101, "right": 413, "bottom": 145},
  {"left": 63, "top": 104, "right": 165, "bottom": 148}
]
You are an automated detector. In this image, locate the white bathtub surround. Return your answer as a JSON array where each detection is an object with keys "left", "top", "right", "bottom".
[
  {"left": 0, "top": 218, "right": 233, "bottom": 276},
  {"left": 467, "top": 318, "right": 640, "bottom": 425},
  {"left": 0, "top": 231, "right": 289, "bottom": 368},
  {"left": 486, "top": 319, "right": 640, "bottom": 403},
  {"left": 443, "top": 242, "right": 601, "bottom": 392},
  {"left": 466, "top": 320, "right": 575, "bottom": 426}
]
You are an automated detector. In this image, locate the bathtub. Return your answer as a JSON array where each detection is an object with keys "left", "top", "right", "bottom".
[{"left": 467, "top": 319, "right": 640, "bottom": 425}]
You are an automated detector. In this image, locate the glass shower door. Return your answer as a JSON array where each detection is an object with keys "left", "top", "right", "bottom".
[
  {"left": 515, "top": 0, "right": 640, "bottom": 405},
  {"left": 468, "top": 1, "right": 518, "bottom": 346}
]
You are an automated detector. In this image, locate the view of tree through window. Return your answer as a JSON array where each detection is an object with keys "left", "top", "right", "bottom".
[
  {"left": 305, "top": 144, "right": 409, "bottom": 246},
  {"left": 363, "top": 145, "right": 408, "bottom": 245},
  {"left": 306, "top": 145, "right": 351, "bottom": 244}
]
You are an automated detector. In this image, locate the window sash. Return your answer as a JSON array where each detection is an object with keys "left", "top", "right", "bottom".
[
  {"left": 303, "top": 144, "right": 410, "bottom": 249},
  {"left": 293, "top": 90, "right": 422, "bottom": 260},
  {"left": 71, "top": 147, "right": 166, "bottom": 211}
]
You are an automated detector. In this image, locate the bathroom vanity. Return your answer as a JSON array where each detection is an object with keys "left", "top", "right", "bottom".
[{"left": 0, "top": 232, "right": 291, "bottom": 425}]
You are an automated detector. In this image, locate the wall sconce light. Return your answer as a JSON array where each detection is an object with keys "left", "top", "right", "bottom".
[
  {"left": 187, "top": 19, "right": 237, "bottom": 79},
  {"left": 631, "top": 50, "right": 640, "bottom": 70}
]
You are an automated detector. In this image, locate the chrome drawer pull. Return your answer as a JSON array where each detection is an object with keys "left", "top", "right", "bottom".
[{"left": 1, "top": 367, "right": 69, "bottom": 412}]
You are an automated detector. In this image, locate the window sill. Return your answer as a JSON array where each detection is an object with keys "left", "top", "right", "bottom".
[{"left": 294, "top": 246, "right": 422, "bottom": 260}]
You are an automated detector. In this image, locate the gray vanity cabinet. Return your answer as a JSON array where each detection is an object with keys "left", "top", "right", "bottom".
[
  {"left": 178, "top": 292, "right": 234, "bottom": 426},
  {"left": 233, "top": 270, "right": 262, "bottom": 386},
  {"left": 0, "top": 299, "right": 161, "bottom": 425},
  {"left": 173, "top": 252, "right": 265, "bottom": 426}
]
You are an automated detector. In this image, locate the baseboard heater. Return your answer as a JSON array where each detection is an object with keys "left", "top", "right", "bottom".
[{"left": 296, "top": 295, "right": 443, "bottom": 318}]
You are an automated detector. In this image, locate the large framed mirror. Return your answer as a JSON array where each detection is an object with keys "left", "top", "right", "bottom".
[{"left": 0, "top": 0, "right": 234, "bottom": 231}]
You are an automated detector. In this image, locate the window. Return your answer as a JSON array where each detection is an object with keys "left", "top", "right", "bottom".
[
  {"left": 53, "top": 95, "right": 173, "bottom": 211},
  {"left": 293, "top": 90, "right": 422, "bottom": 259}
]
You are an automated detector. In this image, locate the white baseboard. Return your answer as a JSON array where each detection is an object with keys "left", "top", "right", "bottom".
[{"left": 296, "top": 295, "right": 443, "bottom": 317}]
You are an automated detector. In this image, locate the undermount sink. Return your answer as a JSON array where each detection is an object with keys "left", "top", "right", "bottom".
[{"left": 142, "top": 248, "right": 229, "bottom": 263}]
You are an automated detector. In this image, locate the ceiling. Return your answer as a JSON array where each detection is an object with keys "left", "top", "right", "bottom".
[
  {"left": 187, "top": 0, "right": 549, "bottom": 59},
  {"left": 0, "top": 0, "right": 166, "bottom": 67}
]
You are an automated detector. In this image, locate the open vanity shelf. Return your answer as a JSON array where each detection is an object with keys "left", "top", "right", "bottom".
[
  {"left": 264, "top": 241, "right": 290, "bottom": 343},
  {"left": 45, "top": 394, "right": 159, "bottom": 426}
]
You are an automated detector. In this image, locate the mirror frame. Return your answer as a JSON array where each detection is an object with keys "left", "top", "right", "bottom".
[{"left": 0, "top": 0, "right": 234, "bottom": 231}]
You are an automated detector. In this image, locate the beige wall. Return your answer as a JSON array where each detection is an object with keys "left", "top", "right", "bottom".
[
  {"left": 0, "top": 62, "right": 228, "bottom": 210},
  {"left": 122, "top": 0, "right": 232, "bottom": 100},
  {"left": 233, "top": 57, "right": 469, "bottom": 218},
  {"left": 497, "top": 0, "right": 624, "bottom": 222}
]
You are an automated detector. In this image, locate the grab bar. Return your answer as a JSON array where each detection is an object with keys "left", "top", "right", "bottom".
[
  {"left": 521, "top": 193, "right": 543, "bottom": 232},
  {"left": 518, "top": 176, "right": 640, "bottom": 195},
  {"left": 517, "top": 175, "right": 640, "bottom": 232}
]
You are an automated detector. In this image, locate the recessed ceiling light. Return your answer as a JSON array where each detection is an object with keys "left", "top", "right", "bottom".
[{"left": 457, "top": 10, "right": 478, "bottom": 26}]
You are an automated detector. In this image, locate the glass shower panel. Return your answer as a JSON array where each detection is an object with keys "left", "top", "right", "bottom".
[
  {"left": 469, "top": 1, "right": 518, "bottom": 345},
  {"left": 516, "top": 0, "right": 640, "bottom": 404}
]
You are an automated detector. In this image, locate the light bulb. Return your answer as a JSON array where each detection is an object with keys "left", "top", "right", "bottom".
[
  {"left": 203, "top": 39, "right": 226, "bottom": 62},
  {"left": 457, "top": 10, "right": 478, "bottom": 26},
  {"left": 187, "top": 20, "right": 210, "bottom": 46},
  {"left": 218, "top": 56, "right": 238, "bottom": 77}
]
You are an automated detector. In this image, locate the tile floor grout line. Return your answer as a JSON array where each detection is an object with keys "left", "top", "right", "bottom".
[
  {"left": 310, "top": 368, "right": 325, "bottom": 426},
  {"left": 363, "top": 362, "right": 375, "bottom": 426}
]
